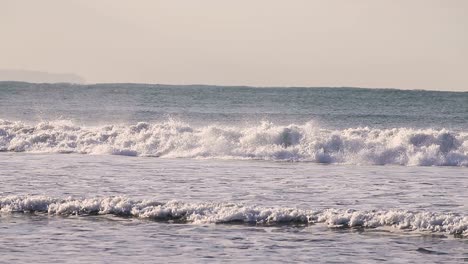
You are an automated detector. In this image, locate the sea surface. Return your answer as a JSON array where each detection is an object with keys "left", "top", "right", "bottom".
[{"left": 0, "top": 82, "right": 467, "bottom": 263}]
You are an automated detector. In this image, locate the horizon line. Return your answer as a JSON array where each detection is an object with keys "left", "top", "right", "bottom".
[{"left": 0, "top": 80, "right": 466, "bottom": 93}]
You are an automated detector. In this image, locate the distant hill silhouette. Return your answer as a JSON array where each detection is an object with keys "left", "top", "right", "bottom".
[{"left": 0, "top": 69, "right": 85, "bottom": 84}]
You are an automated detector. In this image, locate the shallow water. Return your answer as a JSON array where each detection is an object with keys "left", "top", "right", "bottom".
[
  {"left": 2, "top": 214, "right": 467, "bottom": 263},
  {"left": 1, "top": 153, "right": 467, "bottom": 212},
  {"left": 1, "top": 153, "right": 467, "bottom": 263}
]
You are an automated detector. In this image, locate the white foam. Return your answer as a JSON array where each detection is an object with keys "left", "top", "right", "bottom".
[
  {"left": 1, "top": 119, "right": 467, "bottom": 166},
  {"left": 1, "top": 196, "right": 467, "bottom": 236}
]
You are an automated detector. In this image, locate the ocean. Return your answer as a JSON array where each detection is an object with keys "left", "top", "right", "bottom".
[{"left": 0, "top": 82, "right": 467, "bottom": 263}]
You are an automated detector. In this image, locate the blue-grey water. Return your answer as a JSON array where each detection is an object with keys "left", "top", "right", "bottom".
[
  {"left": 1, "top": 82, "right": 467, "bottom": 130},
  {"left": 0, "top": 82, "right": 467, "bottom": 263}
]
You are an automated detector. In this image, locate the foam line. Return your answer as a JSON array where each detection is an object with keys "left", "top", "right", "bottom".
[{"left": 1, "top": 196, "right": 466, "bottom": 235}]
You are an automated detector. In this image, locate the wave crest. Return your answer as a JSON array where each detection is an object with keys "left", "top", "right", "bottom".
[
  {"left": 1, "top": 119, "right": 467, "bottom": 166},
  {"left": 1, "top": 195, "right": 467, "bottom": 236}
]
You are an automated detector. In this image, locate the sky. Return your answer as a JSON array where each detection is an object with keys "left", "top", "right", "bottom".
[{"left": 1, "top": 0, "right": 467, "bottom": 91}]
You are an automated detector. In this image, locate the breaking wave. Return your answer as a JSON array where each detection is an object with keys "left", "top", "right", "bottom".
[
  {"left": 1, "top": 196, "right": 466, "bottom": 236},
  {"left": 0, "top": 119, "right": 467, "bottom": 166}
]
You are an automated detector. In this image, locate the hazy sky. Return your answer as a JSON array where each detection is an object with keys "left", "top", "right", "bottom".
[{"left": 1, "top": 0, "right": 467, "bottom": 91}]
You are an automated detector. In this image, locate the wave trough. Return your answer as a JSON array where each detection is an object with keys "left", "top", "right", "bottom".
[
  {"left": 1, "top": 196, "right": 466, "bottom": 236},
  {"left": 1, "top": 119, "right": 467, "bottom": 166}
]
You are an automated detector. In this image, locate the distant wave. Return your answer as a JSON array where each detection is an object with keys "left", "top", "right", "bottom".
[
  {"left": 1, "top": 195, "right": 466, "bottom": 236},
  {"left": 1, "top": 119, "right": 467, "bottom": 166}
]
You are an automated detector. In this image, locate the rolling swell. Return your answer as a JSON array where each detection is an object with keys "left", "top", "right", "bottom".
[
  {"left": 0, "top": 119, "right": 467, "bottom": 166},
  {"left": 0, "top": 195, "right": 467, "bottom": 236}
]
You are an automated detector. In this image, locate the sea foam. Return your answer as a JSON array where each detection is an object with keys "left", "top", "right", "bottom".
[
  {"left": 0, "top": 195, "right": 466, "bottom": 236},
  {"left": 0, "top": 119, "right": 467, "bottom": 166}
]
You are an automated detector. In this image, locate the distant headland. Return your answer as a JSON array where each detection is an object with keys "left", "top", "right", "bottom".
[{"left": 0, "top": 69, "right": 85, "bottom": 84}]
